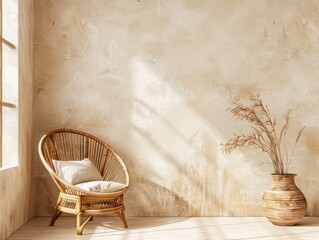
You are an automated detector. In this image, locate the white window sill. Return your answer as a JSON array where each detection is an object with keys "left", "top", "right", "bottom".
[{"left": 0, "top": 165, "right": 19, "bottom": 172}]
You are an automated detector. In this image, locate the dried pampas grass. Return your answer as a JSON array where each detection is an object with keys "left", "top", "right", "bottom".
[{"left": 221, "top": 95, "right": 305, "bottom": 174}]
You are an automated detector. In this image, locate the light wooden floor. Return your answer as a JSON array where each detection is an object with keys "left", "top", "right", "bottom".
[{"left": 7, "top": 217, "right": 319, "bottom": 240}]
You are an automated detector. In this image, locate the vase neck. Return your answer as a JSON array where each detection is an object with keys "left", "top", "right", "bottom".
[
  {"left": 271, "top": 174, "right": 296, "bottom": 182},
  {"left": 271, "top": 174, "right": 297, "bottom": 189}
]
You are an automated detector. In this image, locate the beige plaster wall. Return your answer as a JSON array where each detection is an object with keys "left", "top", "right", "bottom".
[
  {"left": 34, "top": 0, "right": 319, "bottom": 216},
  {"left": 0, "top": 0, "right": 34, "bottom": 239}
]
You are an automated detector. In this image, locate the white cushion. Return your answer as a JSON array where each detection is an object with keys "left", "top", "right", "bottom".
[
  {"left": 52, "top": 158, "right": 103, "bottom": 185},
  {"left": 75, "top": 181, "right": 127, "bottom": 193}
]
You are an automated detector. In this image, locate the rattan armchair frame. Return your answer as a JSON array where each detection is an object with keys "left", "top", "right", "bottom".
[{"left": 38, "top": 128, "right": 130, "bottom": 235}]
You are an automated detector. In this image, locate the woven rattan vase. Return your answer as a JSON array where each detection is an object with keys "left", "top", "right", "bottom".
[{"left": 261, "top": 174, "right": 307, "bottom": 226}]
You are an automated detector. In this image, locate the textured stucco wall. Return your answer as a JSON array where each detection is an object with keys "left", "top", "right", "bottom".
[
  {"left": 0, "top": 0, "right": 34, "bottom": 239},
  {"left": 34, "top": 0, "right": 319, "bottom": 216}
]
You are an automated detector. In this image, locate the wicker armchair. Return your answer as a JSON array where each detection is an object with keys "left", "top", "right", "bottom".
[{"left": 38, "top": 128, "right": 130, "bottom": 235}]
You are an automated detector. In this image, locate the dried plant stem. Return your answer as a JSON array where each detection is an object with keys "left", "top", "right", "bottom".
[
  {"left": 221, "top": 95, "right": 304, "bottom": 174},
  {"left": 287, "top": 126, "right": 305, "bottom": 172}
]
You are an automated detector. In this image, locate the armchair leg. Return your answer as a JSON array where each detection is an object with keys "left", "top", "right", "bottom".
[
  {"left": 76, "top": 196, "right": 83, "bottom": 235},
  {"left": 49, "top": 209, "right": 62, "bottom": 226},
  {"left": 76, "top": 212, "right": 83, "bottom": 235},
  {"left": 50, "top": 195, "right": 62, "bottom": 226},
  {"left": 77, "top": 214, "right": 93, "bottom": 235},
  {"left": 76, "top": 196, "right": 93, "bottom": 235},
  {"left": 116, "top": 208, "right": 128, "bottom": 228}
]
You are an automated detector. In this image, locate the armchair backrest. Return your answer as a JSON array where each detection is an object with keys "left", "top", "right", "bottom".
[{"left": 38, "top": 128, "right": 129, "bottom": 186}]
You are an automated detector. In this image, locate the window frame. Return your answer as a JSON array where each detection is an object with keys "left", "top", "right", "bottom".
[{"left": 0, "top": 0, "right": 17, "bottom": 167}]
